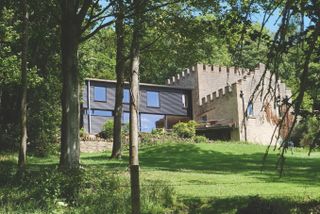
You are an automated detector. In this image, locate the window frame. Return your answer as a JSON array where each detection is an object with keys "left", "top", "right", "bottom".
[
  {"left": 182, "top": 94, "right": 188, "bottom": 109},
  {"left": 93, "top": 86, "right": 107, "bottom": 102},
  {"left": 90, "top": 109, "right": 113, "bottom": 117},
  {"left": 146, "top": 91, "right": 160, "bottom": 108},
  {"left": 123, "top": 89, "right": 130, "bottom": 104},
  {"left": 247, "top": 102, "right": 254, "bottom": 117},
  {"left": 140, "top": 113, "right": 165, "bottom": 132}
]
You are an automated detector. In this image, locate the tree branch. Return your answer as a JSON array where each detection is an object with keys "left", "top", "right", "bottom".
[{"left": 80, "top": 19, "right": 115, "bottom": 42}]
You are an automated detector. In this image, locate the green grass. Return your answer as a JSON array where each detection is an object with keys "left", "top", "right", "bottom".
[
  {"left": 1, "top": 141, "right": 320, "bottom": 213},
  {"left": 81, "top": 142, "right": 320, "bottom": 198}
]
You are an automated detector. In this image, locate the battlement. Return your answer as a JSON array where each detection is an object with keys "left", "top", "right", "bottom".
[
  {"left": 166, "top": 66, "right": 196, "bottom": 85},
  {"left": 166, "top": 63, "right": 261, "bottom": 86},
  {"left": 201, "top": 64, "right": 251, "bottom": 76},
  {"left": 200, "top": 82, "right": 238, "bottom": 106}
]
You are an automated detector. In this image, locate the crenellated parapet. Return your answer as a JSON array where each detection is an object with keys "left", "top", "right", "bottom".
[
  {"left": 166, "top": 66, "right": 196, "bottom": 87},
  {"left": 200, "top": 82, "right": 238, "bottom": 107},
  {"left": 198, "top": 64, "right": 252, "bottom": 77}
]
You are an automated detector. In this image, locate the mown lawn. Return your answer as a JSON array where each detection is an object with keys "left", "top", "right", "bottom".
[
  {"left": 1, "top": 142, "right": 320, "bottom": 213},
  {"left": 84, "top": 142, "right": 320, "bottom": 211}
]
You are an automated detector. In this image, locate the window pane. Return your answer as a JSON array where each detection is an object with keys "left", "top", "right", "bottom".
[
  {"left": 182, "top": 94, "right": 188, "bottom": 108},
  {"left": 140, "top": 114, "right": 165, "bottom": 132},
  {"left": 147, "top": 91, "right": 160, "bottom": 107},
  {"left": 247, "top": 102, "right": 253, "bottom": 116},
  {"left": 91, "top": 109, "right": 112, "bottom": 117},
  {"left": 94, "top": 87, "right": 106, "bottom": 101},
  {"left": 123, "top": 89, "right": 130, "bottom": 103},
  {"left": 122, "top": 112, "right": 130, "bottom": 124}
]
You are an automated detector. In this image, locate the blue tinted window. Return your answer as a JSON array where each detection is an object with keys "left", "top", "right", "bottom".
[
  {"left": 91, "top": 109, "right": 112, "bottom": 117},
  {"left": 140, "top": 114, "right": 165, "bottom": 132},
  {"left": 122, "top": 112, "right": 130, "bottom": 124},
  {"left": 123, "top": 89, "right": 130, "bottom": 104},
  {"left": 94, "top": 87, "right": 106, "bottom": 101},
  {"left": 247, "top": 102, "right": 254, "bottom": 116},
  {"left": 147, "top": 91, "right": 160, "bottom": 107}
]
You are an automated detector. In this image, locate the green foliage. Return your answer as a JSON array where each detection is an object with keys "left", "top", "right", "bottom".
[
  {"left": 99, "top": 120, "right": 114, "bottom": 139},
  {"left": 140, "top": 11, "right": 232, "bottom": 84},
  {"left": 79, "top": 28, "right": 116, "bottom": 80},
  {"left": 194, "top": 135, "right": 208, "bottom": 144},
  {"left": 79, "top": 127, "right": 89, "bottom": 140},
  {"left": 2, "top": 142, "right": 320, "bottom": 213},
  {"left": 141, "top": 180, "right": 177, "bottom": 213},
  {"left": 236, "top": 196, "right": 291, "bottom": 214},
  {"left": 0, "top": 163, "right": 178, "bottom": 213},
  {"left": 172, "top": 120, "right": 197, "bottom": 138}
]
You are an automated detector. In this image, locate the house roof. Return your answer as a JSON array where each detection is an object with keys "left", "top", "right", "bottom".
[{"left": 85, "top": 78, "right": 193, "bottom": 90}]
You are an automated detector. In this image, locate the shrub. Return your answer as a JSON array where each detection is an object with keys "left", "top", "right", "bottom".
[
  {"left": 80, "top": 127, "right": 89, "bottom": 139},
  {"left": 99, "top": 120, "right": 114, "bottom": 139},
  {"left": 173, "top": 121, "right": 197, "bottom": 138},
  {"left": 236, "top": 196, "right": 290, "bottom": 214},
  {"left": 151, "top": 128, "right": 165, "bottom": 136},
  {"left": 194, "top": 135, "right": 208, "bottom": 144}
]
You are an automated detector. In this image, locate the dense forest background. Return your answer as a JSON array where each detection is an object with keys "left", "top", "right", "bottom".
[{"left": 0, "top": 0, "right": 319, "bottom": 155}]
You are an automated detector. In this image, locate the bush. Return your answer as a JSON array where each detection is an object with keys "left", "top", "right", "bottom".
[
  {"left": 99, "top": 120, "right": 114, "bottom": 139},
  {"left": 173, "top": 121, "right": 197, "bottom": 138},
  {"left": 236, "top": 196, "right": 290, "bottom": 214},
  {"left": 194, "top": 135, "right": 208, "bottom": 144}
]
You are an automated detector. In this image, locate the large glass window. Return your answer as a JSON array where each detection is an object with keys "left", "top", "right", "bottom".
[
  {"left": 122, "top": 112, "right": 130, "bottom": 124},
  {"left": 91, "top": 109, "right": 112, "bottom": 117},
  {"left": 140, "top": 113, "right": 165, "bottom": 132},
  {"left": 94, "top": 87, "right": 107, "bottom": 102},
  {"left": 123, "top": 89, "right": 130, "bottom": 104},
  {"left": 147, "top": 91, "right": 160, "bottom": 107}
]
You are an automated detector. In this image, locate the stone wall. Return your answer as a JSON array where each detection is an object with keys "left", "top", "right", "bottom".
[
  {"left": 235, "top": 64, "right": 292, "bottom": 145},
  {"left": 166, "top": 62, "right": 292, "bottom": 145},
  {"left": 80, "top": 140, "right": 113, "bottom": 153},
  {"left": 196, "top": 82, "right": 239, "bottom": 128}
]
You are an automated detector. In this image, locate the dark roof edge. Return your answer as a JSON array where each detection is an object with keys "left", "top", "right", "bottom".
[{"left": 85, "top": 78, "right": 193, "bottom": 90}]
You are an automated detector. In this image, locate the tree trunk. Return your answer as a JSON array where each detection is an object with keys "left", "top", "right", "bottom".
[
  {"left": 129, "top": 1, "right": 144, "bottom": 213},
  {"left": 111, "top": 0, "right": 126, "bottom": 159},
  {"left": 18, "top": 0, "right": 28, "bottom": 170},
  {"left": 59, "top": 1, "right": 80, "bottom": 169}
]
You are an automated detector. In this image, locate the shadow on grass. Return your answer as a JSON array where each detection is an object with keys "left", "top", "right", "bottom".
[
  {"left": 139, "top": 144, "right": 320, "bottom": 185},
  {"left": 182, "top": 195, "right": 320, "bottom": 214},
  {"left": 77, "top": 144, "right": 320, "bottom": 185},
  {"left": 82, "top": 143, "right": 320, "bottom": 186},
  {"left": 2, "top": 143, "right": 320, "bottom": 188}
]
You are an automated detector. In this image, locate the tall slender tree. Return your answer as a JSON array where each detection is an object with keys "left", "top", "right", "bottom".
[
  {"left": 129, "top": 0, "right": 145, "bottom": 212},
  {"left": 18, "top": 0, "right": 29, "bottom": 170},
  {"left": 111, "top": 0, "right": 126, "bottom": 159}
]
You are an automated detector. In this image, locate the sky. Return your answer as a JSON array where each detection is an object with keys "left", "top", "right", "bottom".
[
  {"left": 251, "top": 11, "right": 281, "bottom": 32},
  {"left": 251, "top": 9, "right": 312, "bottom": 33}
]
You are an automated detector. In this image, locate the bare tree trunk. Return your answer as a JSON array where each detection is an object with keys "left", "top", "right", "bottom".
[
  {"left": 59, "top": 0, "right": 80, "bottom": 169},
  {"left": 18, "top": 0, "right": 28, "bottom": 170},
  {"left": 111, "top": 0, "right": 126, "bottom": 159},
  {"left": 129, "top": 1, "right": 144, "bottom": 213}
]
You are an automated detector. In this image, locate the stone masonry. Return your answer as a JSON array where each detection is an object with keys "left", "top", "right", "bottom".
[{"left": 166, "top": 63, "right": 292, "bottom": 145}]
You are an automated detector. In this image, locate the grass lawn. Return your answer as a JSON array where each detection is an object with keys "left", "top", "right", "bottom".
[
  {"left": 82, "top": 142, "right": 320, "bottom": 198},
  {"left": 1, "top": 141, "right": 320, "bottom": 213}
]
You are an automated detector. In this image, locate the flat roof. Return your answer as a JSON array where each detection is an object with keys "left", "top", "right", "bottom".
[{"left": 86, "top": 78, "right": 193, "bottom": 90}]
